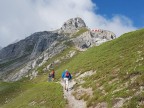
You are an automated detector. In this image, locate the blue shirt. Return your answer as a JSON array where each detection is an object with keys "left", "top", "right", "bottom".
[{"left": 62, "top": 71, "right": 72, "bottom": 79}]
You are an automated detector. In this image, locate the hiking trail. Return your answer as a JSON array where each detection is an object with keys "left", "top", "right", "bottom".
[{"left": 60, "top": 80, "right": 86, "bottom": 108}]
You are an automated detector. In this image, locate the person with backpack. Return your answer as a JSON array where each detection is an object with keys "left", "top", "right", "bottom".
[
  {"left": 62, "top": 69, "right": 72, "bottom": 91},
  {"left": 51, "top": 69, "right": 55, "bottom": 81},
  {"left": 48, "top": 69, "right": 55, "bottom": 82},
  {"left": 48, "top": 73, "right": 52, "bottom": 82}
]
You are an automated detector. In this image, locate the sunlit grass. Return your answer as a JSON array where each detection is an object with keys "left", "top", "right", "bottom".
[
  {"left": 1, "top": 28, "right": 144, "bottom": 108},
  {"left": 0, "top": 81, "right": 65, "bottom": 108},
  {"left": 56, "top": 28, "right": 144, "bottom": 107}
]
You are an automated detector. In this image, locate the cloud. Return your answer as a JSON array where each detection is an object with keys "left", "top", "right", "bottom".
[
  {"left": 88, "top": 14, "right": 136, "bottom": 36},
  {"left": 0, "top": 0, "right": 137, "bottom": 47}
]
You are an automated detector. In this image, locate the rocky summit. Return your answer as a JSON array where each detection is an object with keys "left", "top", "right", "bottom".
[
  {"left": 59, "top": 17, "right": 86, "bottom": 34},
  {"left": 0, "top": 17, "right": 116, "bottom": 81}
]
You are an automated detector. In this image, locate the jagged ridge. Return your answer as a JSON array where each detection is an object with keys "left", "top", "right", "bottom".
[{"left": 0, "top": 17, "right": 116, "bottom": 81}]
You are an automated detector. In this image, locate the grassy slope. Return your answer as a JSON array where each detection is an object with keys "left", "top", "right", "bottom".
[
  {"left": 56, "top": 29, "right": 144, "bottom": 107},
  {"left": 0, "top": 47, "right": 77, "bottom": 108},
  {"left": 72, "top": 27, "right": 89, "bottom": 38},
  {"left": 0, "top": 29, "right": 144, "bottom": 108},
  {"left": 0, "top": 76, "right": 65, "bottom": 108}
]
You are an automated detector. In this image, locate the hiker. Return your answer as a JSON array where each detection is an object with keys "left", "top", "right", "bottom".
[
  {"left": 51, "top": 69, "right": 55, "bottom": 81},
  {"left": 48, "top": 69, "right": 55, "bottom": 81},
  {"left": 62, "top": 69, "right": 72, "bottom": 91},
  {"left": 48, "top": 73, "right": 52, "bottom": 82}
]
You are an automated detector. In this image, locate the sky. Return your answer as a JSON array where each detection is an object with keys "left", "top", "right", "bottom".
[{"left": 0, "top": 0, "right": 144, "bottom": 47}]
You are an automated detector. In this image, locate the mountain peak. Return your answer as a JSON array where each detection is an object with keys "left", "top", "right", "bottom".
[
  {"left": 0, "top": 17, "right": 116, "bottom": 81},
  {"left": 60, "top": 17, "right": 86, "bottom": 34}
]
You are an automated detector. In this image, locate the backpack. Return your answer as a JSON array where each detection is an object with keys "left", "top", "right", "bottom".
[
  {"left": 65, "top": 71, "right": 69, "bottom": 77},
  {"left": 51, "top": 70, "right": 54, "bottom": 75}
]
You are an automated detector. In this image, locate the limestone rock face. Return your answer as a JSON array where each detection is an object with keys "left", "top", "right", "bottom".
[
  {"left": 0, "top": 17, "right": 116, "bottom": 81},
  {"left": 0, "top": 31, "right": 60, "bottom": 62},
  {"left": 59, "top": 17, "right": 86, "bottom": 34},
  {"left": 73, "top": 29, "right": 116, "bottom": 50},
  {"left": 2, "top": 41, "right": 67, "bottom": 81},
  {"left": 0, "top": 31, "right": 67, "bottom": 81}
]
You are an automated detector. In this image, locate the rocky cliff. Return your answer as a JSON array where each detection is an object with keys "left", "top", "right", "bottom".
[
  {"left": 73, "top": 29, "right": 116, "bottom": 50},
  {"left": 59, "top": 17, "right": 86, "bottom": 34},
  {"left": 0, "top": 31, "right": 61, "bottom": 62},
  {"left": 0, "top": 17, "right": 116, "bottom": 81}
]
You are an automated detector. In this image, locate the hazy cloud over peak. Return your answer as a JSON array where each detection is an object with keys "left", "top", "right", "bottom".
[{"left": 0, "top": 0, "right": 137, "bottom": 47}]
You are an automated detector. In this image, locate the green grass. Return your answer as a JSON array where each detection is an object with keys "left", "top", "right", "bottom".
[
  {"left": 2, "top": 83, "right": 64, "bottom": 108},
  {"left": 1, "top": 28, "right": 144, "bottom": 108},
  {"left": 0, "top": 81, "right": 34, "bottom": 105},
  {"left": 56, "top": 28, "right": 144, "bottom": 107},
  {"left": 0, "top": 81, "right": 65, "bottom": 108},
  {"left": 72, "top": 27, "right": 89, "bottom": 38},
  {"left": 37, "top": 47, "right": 79, "bottom": 81}
]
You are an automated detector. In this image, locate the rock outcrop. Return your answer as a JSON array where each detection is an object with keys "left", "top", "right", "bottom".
[
  {"left": 0, "top": 31, "right": 61, "bottom": 62},
  {"left": 73, "top": 29, "right": 116, "bottom": 50},
  {"left": 0, "top": 31, "right": 67, "bottom": 81},
  {"left": 59, "top": 17, "right": 86, "bottom": 34},
  {"left": 0, "top": 17, "right": 116, "bottom": 81}
]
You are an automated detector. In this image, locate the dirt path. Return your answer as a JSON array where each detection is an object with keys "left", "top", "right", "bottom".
[{"left": 60, "top": 80, "right": 86, "bottom": 108}]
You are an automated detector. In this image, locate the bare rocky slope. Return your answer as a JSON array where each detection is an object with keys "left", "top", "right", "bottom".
[{"left": 0, "top": 17, "right": 116, "bottom": 81}]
